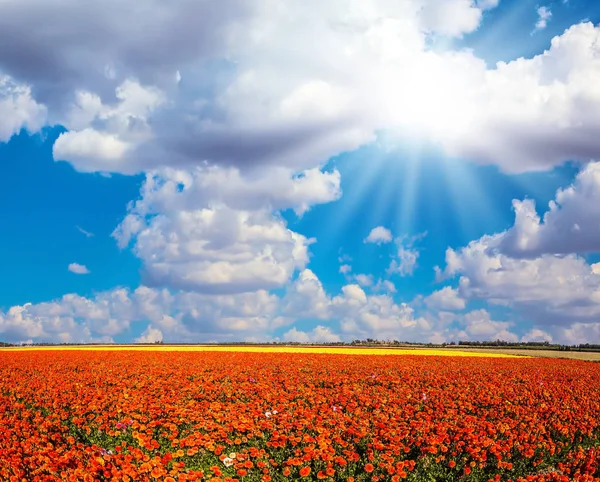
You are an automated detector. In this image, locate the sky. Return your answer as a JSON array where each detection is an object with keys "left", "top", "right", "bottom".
[{"left": 2, "top": 0, "right": 600, "bottom": 345}]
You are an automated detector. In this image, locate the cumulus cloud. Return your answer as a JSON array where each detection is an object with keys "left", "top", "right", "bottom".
[
  {"left": 446, "top": 22, "right": 600, "bottom": 172},
  {"left": 522, "top": 328, "right": 553, "bottom": 343},
  {"left": 0, "top": 0, "right": 499, "bottom": 174},
  {"left": 3, "top": 264, "right": 598, "bottom": 344},
  {"left": 553, "top": 322, "right": 600, "bottom": 345},
  {"left": 135, "top": 326, "right": 164, "bottom": 344},
  {"left": 0, "top": 286, "right": 280, "bottom": 344},
  {"left": 0, "top": 75, "right": 46, "bottom": 141},
  {"left": 459, "top": 309, "right": 518, "bottom": 342},
  {"left": 0, "top": 268, "right": 437, "bottom": 344},
  {"left": 281, "top": 269, "right": 331, "bottom": 320},
  {"left": 4, "top": 1, "right": 600, "bottom": 176},
  {"left": 418, "top": 308, "right": 530, "bottom": 343},
  {"left": 111, "top": 166, "right": 344, "bottom": 294},
  {"left": 129, "top": 206, "right": 307, "bottom": 293},
  {"left": 388, "top": 246, "right": 419, "bottom": 277},
  {"left": 68, "top": 263, "right": 90, "bottom": 274},
  {"left": 364, "top": 226, "right": 393, "bottom": 244},
  {"left": 419, "top": 0, "right": 484, "bottom": 37},
  {"left": 282, "top": 325, "right": 341, "bottom": 343},
  {"left": 115, "top": 165, "right": 341, "bottom": 219},
  {"left": 53, "top": 80, "right": 166, "bottom": 172},
  {"left": 54, "top": 129, "right": 131, "bottom": 172},
  {"left": 387, "top": 233, "right": 426, "bottom": 277},
  {"left": 437, "top": 164, "right": 600, "bottom": 337},
  {"left": 495, "top": 162, "right": 600, "bottom": 257},
  {"left": 441, "top": 237, "right": 600, "bottom": 325},
  {"left": 424, "top": 286, "right": 466, "bottom": 310},
  {"left": 373, "top": 279, "right": 397, "bottom": 293},
  {"left": 333, "top": 291, "right": 435, "bottom": 342}
]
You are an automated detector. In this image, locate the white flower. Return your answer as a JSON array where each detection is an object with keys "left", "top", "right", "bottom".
[
  {"left": 265, "top": 411, "right": 272, "bottom": 418},
  {"left": 223, "top": 457, "right": 234, "bottom": 467}
]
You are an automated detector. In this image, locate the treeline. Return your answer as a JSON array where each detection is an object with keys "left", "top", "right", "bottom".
[
  {"left": 456, "top": 340, "right": 600, "bottom": 352},
  {"left": 457, "top": 340, "right": 552, "bottom": 347}
]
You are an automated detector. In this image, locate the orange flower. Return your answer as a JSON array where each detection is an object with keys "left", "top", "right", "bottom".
[
  {"left": 2, "top": 350, "right": 600, "bottom": 482},
  {"left": 299, "top": 467, "right": 311, "bottom": 477}
]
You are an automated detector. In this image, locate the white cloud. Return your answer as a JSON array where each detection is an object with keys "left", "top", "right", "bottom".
[
  {"left": 416, "top": 309, "right": 522, "bottom": 343},
  {"left": 534, "top": 6, "right": 552, "bottom": 32},
  {"left": 373, "top": 279, "right": 397, "bottom": 293},
  {"left": 434, "top": 162, "right": 600, "bottom": 339},
  {"left": 117, "top": 166, "right": 341, "bottom": 218},
  {"left": 52, "top": 20, "right": 600, "bottom": 175},
  {"left": 340, "top": 284, "right": 368, "bottom": 304},
  {"left": 440, "top": 170, "right": 600, "bottom": 341},
  {"left": 441, "top": 237, "right": 600, "bottom": 326},
  {"left": 111, "top": 167, "right": 340, "bottom": 294},
  {"left": 282, "top": 325, "right": 341, "bottom": 343},
  {"left": 460, "top": 309, "right": 518, "bottom": 341},
  {"left": 437, "top": 165, "right": 600, "bottom": 340},
  {"left": 333, "top": 292, "right": 434, "bottom": 342},
  {"left": 444, "top": 22, "right": 600, "bottom": 172},
  {"left": 552, "top": 322, "right": 600, "bottom": 345},
  {"left": 387, "top": 233, "right": 426, "bottom": 277},
  {"left": 281, "top": 269, "right": 331, "bottom": 320},
  {"left": 364, "top": 226, "right": 393, "bottom": 244},
  {"left": 2, "top": 3, "right": 600, "bottom": 177},
  {"left": 281, "top": 271, "right": 448, "bottom": 342},
  {"left": 521, "top": 328, "right": 553, "bottom": 343},
  {"left": 4, "top": 264, "right": 600, "bottom": 344},
  {"left": 7, "top": 0, "right": 600, "bottom": 178},
  {"left": 121, "top": 205, "right": 308, "bottom": 294},
  {"left": 135, "top": 326, "right": 163, "bottom": 343},
  {"left": 0, "top": 75, "right": 46, "bottom": 141},
  {"left": 353, "top": 274, "right": 374, "bottom": 287},
  {"left": 339, "top": 264, "right": 352, "bottom": 274},
  {"left": 68, "top": 263, "right": 90, "bottom": 274},
  {"left": 424, "top": 286, "right": 466, "bottom": 310},
  {"left": 54, "top": 129, "right": 131, "bottom": 172},
  {"left": 0, "top": 302, "right": 99, "bottom": 344},
  {"left": 419, "top": 0, "right": 483, "bottom": 37},
  {"left": 495, "top": 162, "right": 600, "bottom": 257},
  {"left": 388, "top": 245, "right": 420, "bottom": 277},
  {"left": 53, "top": 79, "right": 165, "bottom": 172},
  {"left": 0, "top": 285, "right": 281, "bottom": 344}
]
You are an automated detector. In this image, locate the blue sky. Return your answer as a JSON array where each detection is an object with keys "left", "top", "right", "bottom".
[
  {"left": 1, "top": 0, "right": 600, "bottom": 344},
  {"left": 0, "top": 128, "right": 142, "bottom": 307}
]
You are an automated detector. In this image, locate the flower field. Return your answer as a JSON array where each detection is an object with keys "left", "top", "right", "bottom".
[{"left": 1, "top": 350, "right": 599, "bottom": 482}]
